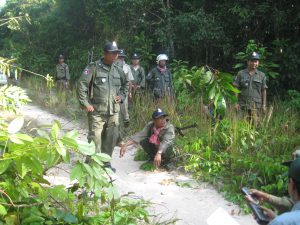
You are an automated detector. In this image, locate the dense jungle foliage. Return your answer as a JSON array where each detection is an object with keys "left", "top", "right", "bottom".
[{"left": 0, "top": 0, "right": 300, "bottom": 94}]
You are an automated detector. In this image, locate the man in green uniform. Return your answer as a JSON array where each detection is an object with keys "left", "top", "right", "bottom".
[
  {"left": 248, "top": 159, "right": 300, "bottom": 224},
  {"left": 146, "top": 54, "right": 173, "bottom": 100},
  {"left": 77, "top": 42, "right": 128, "bottom": 171},
  {"left": 247, "top": 149, "right": 300, "bottom": 214},
  {"left": 55, "top": 54, "right": 70, "bottom": 90},
  {"left": 120, "top": 108, "right": 175, "bottom": 168},
  {"left": 130, "top": 53, "right": 145, "bottom": 98},
  {"left": 233, "top": 52, "right": 267, "bottom": 125},
  {"left": 115, "top": 49, "right": 133, "bottom": 126}
]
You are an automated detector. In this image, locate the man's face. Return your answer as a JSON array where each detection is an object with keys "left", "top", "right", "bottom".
[
  {"left": 247, "top": 59, "right": 259, "bottom": 70},
  {"left": 104, "top": 51, "right": 119, "bottom": 65},
  {"left": 153, "top": 116, "right": 167, "bottom": 128},
  {"left": 158, "top": 60, "right": 166, "bottom": 67},
  {"left": 132, "top": 59, "right": 140, "bottom": 66},
  {"left": 118, "top": 56, "right": 125, "bottom": 62},
  {"left": 59, "top": 58, "right": 64, "bottom": 64}
]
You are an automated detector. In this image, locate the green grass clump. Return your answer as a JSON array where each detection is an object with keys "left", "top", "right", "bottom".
[
  {"left": 140, "top": 162, "right": 156, "bottom": 171},
  {"left": 134, "top": 149, "right": 150, "bottom": 161}
]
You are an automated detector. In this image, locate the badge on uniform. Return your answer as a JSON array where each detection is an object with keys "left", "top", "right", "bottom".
[
  {"left": 102, "top": 78, "right": 106, "bottom": 83},
  {"left": 84, "top": 69, "right": 90, "bottom": 75}
]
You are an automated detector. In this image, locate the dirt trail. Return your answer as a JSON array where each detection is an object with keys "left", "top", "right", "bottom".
[{"left": 20, "top": 104, "right": 257, "bottom": 225}]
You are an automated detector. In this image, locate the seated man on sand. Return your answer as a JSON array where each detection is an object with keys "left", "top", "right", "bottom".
[{"left": 119, "top": 108, "right": 175, "bottom": 168}]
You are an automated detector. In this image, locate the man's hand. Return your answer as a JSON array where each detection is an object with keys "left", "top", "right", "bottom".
[
  {"left": 120, "top": 145, "right": 126, "bottom": 158},
  {"left": 128, "top": 92, "right": 132, "bottom": 101},
  {"left": 249, "top": 189, "right": 269, "bottom": 203},
  {"left": 262, "top": 105, "right": 267, "bottom": 113},
  {"left": 86, "top": 105, "right": 94, "bottom": 112},
  {"left": 235, "top": 103, "right": 240, "bottom": 111},
  {"left": 260, "top": 206, "right": 277, "bottom": 220},
  {"left": 114, "top": 96, "right": 122, "bottom": 103},
  {"left": 154, "top": 153, "right": 162, "bottom": 168}
]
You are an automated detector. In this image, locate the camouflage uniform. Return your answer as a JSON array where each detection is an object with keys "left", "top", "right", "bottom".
[
  {"left": 234, "top": 69, "right": 267, "bottom": 122},
  {"left": 55, "top": 63, "right": 70, "bottom": 89},
  {"left": 131, "top": 121, "right": 175, "bottom": 163},
  {"left": 77, "top": 59, "right": 128, "bottom": 156},
  {"left": 146, "top": 67, "right": 173, "bottom": 99}
]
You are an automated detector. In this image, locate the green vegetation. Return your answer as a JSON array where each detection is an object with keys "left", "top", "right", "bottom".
[
  {"left": 1, "top": 0, "right": 300, "bottom": 221},
  {"left": 0, "top": 87, "right": 152, "bottom": 224}
]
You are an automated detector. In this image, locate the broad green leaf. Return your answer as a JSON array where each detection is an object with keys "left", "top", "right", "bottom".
[
  {"left": 224, "top": 83, "right": 240, "bottom": 93},
  {"left": 60, "top": 136, "right": 78, "bottom": 149},
  {"left": 4, "top": 213, "right": 18, "bottom": 225},
  {"left": 233, "top": 63, "right": 245, "bottom": 69},
  {"left": 63, "top": 214, "right": 77, "bottom": 223},
  {"left": 208, "top": 85, "right": 216, "bottom": 100},
  {"left": 77, "top": 140, "right": 95, "bottom": 156},
  {"left": 94, "top": 153, "right": 111, "bottom": 162},
  {"left": 0, "top": 160, "right": 12, "bottom": 175},
  {"left": 9, "top": 134, "right": 24, "bottom": 144},
  {"left": 56, "top": 140, "right": 67, "bottom": 158},
  {"left": 65, "top": 130, "right": 78, "bottom": 139},
  {"left": 107, "top": 186, "right": 120, "bottom": 201},
  {"left": 14, "top": 133, "right": 33, "bottom": 142},
  {"left": 15, "top": 157, "right": 31, "bottom": 179},
  {"left": 0, "top": 205, "right": 7, "bottom": 216},
  {"left": 83, "top": 163, "right": 95, "bottom": 177},
  {"left": 51, "top": 122, "right": 60, "bottom": 140},
  {"left": 37, "top": 129, "right": 50, "bottom": 140},
  {"left": 22, "top": 215, "right": 44, "bottom": 224},
  {"left": 29, "top": 156, "right": 43, "bottom": 175},
  {"left": 70, "top": 163, "right": 84, "bottom": 181},
  {"left": 8, "top": 117, "right": 24, "bottom": 134}
]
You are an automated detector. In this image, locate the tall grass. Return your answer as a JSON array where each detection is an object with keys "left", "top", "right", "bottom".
[{"left": 21, "top": 77, "right": 300, "bottom": 206}]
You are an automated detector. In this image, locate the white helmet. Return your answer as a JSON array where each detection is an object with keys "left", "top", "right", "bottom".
[{"left": 156, "top": 54, "right": 169, "bottom": 64}]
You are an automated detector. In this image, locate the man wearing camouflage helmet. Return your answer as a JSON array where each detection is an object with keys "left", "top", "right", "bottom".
[
  {"left": 233, "top": 52, "right": 267, "bottom": 125},
  {"left": 146, "top": 54, "right": 173, "bottom": 100},
  {"left": 77, "top": 42, "right": 128, "bottom": 171}
]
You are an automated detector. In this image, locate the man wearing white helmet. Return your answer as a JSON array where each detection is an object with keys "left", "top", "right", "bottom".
[{"left": 146, "top": 54, "right": 173, "bottom": 100}]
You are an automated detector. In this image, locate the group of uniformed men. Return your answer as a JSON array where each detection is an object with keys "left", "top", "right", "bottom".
[
  {"left": 54, "top": 42, "right": 268, "bottom": 171},
  {"left": 54, "top": 42, "right": 300, "bottom": 225}
]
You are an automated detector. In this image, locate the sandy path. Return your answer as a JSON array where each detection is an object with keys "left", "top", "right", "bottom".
[{"left": 20, "top": 104, "right": 257, "bottom": 225}]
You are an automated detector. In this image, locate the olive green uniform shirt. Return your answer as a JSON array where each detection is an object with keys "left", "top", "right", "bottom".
[
  {"left": 146, "top": 67, "right": 173, "bottom": 98},
  {"left": 234, "top": 69, "right": 267, "bottom": 109},
  {"left": 77, "top": 60, "right": 128, "bottom": 115},
  {"left": 55, "top": 63, "right": 70, "bottom": 80},
  {"left": 131, "top": 65, "right": 145, "bottom": 88},
  {"left": 268, "top": 195, "right": 294, "bottom": 214},
  {"left": 131, "top": 121, "right": 175, "bottom": 153}
]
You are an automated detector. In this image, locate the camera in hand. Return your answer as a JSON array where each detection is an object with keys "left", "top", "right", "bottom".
[{"left": 241, "top": 187, "right": 270, "bottom": 225}]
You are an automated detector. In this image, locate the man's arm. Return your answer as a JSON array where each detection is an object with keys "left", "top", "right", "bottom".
[
  {"left": 262, "top": 88, "right": 267, "bottom": 111},
  {"left": 120, "top": 123, "right": 152, "bottom": 157},
  {"left": 158, "top": 124, "right": 175, "bottom": 153},
  {"left": 65, "top": 64, "right": 70, "bottom": 80},
  {"left": 77, "top": 66, "right": 93, "bottom": 108},
  {"left": 140, "top": 67, "right": 146, "bottom": 88},
  {"left": 261, "top": 74, "right": 268, "bottom": 111},
  {"left": 118, "top": 68, "right": 129, "bottom": 102}
]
